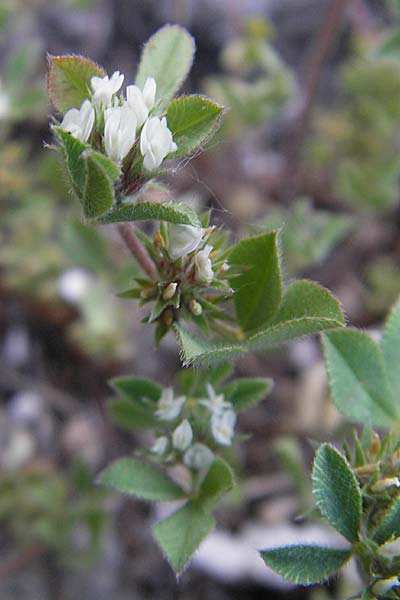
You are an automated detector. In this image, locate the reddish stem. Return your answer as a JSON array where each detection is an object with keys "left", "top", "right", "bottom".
[{"left": 117, "top": 223, "right": 157, "bottom": 281}]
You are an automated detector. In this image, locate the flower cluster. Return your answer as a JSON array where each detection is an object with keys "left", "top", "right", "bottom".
[
  {"left": 58, "top": 71, "right": 177, "bottom": 177},
  {"left": 122, "top": 222, "right": 233, "bottom": 341},
  {"left": 148, "top": 384, "right": 236, "bottom": 471}
]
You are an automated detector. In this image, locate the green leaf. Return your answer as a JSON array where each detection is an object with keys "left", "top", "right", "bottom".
[
  {"left": 97, "top": 201, "right": 201, "bottom": 227},
  {"left": 373, "top": 497, "right": 400, "bottom": 546},
  {"left": 135, "top": 25, "right": 195, "bottom": 112},
  {"left": 153, "top": 500, "right": 214, "bottom": 573},
  {"left": 47, "top": 54, "right": 105, "bottom": 112},
  {"left": 97, "top": 458, "right": 185, "bottom": 501},
  {"left": 176, "top": 280, "right": 344, "bottom": 367},
  {"left": 312, "top": 444, "right": 362, "bottom": 543},
  {"left": 198, "top": 458, "right": 235, "bottom": 508},
  {"left": 322, "top": 329, "right": 398, "bottom": 427},
  {"left": 260, "top": 545, "right": 352, "bottom": 585},
  {"left": 378, "top": 30, "right": 400, "bottom": 59},
  {"left": 166, "top": 95, "right": 224, "bottom": 158},
  {"left": 53, "top": 127, "right": 88, "bottom": 197},
  {"left": 110, "top": 398, "right": 160, "bottom": 430},
  {"left": 83, "top": 153, "right": 115, "bottom": 218},
  {"left": 62, "top": 219, "right": 109, "bottom": 272},
  {"left": 228, "top": 232, "right": 282, "bottom": 333},
  {"left": 381, "top": 298, "right": 400, "bottom": 400},
  {"left": 222, "top": 378, "right": 273, "bottom": 411},
  {"left": 110, "top": 376, "right": 161, "bottom": 402}
]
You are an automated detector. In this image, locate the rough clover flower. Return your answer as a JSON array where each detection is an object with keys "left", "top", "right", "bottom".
[
  {"left": 91, "top": 71, "right": 124, "bottom": 109},
  {"left": 195, "top": 245, "right": 214, "bottom": 284},
  {"left": 104, "top": 104, "right": 137, "bottom": 163},
  {"left": 140, "top": 116, "right": 177, "bottom": 171},
  {"left": 200, "top": 384, "right": 231, "bottom": 414},
  {"left": 150, "top": 436, "right": 169, "bottom": 456},
  {"left": 168, "top": 224, "right": 205, "bottom": 261},
  {"left": 155, "top": 387, "right": 186, "bottom": 421},
  {"left": 60, "top": 99, "right": 95, "bottom": 143},
  {"left": 126, "top": 77, "right": 156, "bottom": 126},
  {"left": 184, "top": 443, "right": 214, "bottom": 470},
  {"left": 211, "top": 409, "right": 236, "bottom": 446},
  {"left": 172, "top": 419, "right": 193, "bottom": 451}
]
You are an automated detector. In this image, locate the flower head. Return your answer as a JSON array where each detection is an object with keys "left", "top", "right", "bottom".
[
  {"left": 91, "top": 71, "right": 124, "bottom": 109},
  {"left": 155, "top": 387, "right": 186, "bottom": 421},
  {"left": 168, "top": 224, "right": 205, "bottom": 261},
  {"left": 184, "top": 443, "right": 214, "bottom": 470},
  {"left": 211, "top": 409, "right": 236, "bottom": 446},
  {"left": 140, "top": 116, "right": 177, "bottom": 171},
  {"left": 195, "top": 244, "right": 214, "bottom": 285},
  {"left": 60, "top": 99, "right": 94, "bottom": 142},
  {"left": 126, "top": 77, "right": 156, "bottom": 126},
  {"left": 104, "top": 104, "right": 137, "bottom": 163},
  {"left": 172, "top": 419, "right": 193, "bottom": 451}
]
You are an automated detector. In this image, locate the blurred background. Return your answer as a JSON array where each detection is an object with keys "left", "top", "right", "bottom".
[{"left": 1, "top": 0, "right": 400, "bottom": 598}]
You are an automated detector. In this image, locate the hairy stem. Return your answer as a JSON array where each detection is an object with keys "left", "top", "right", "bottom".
[{"left": 117, "top": 223, "right": 158, "bottom": 281}]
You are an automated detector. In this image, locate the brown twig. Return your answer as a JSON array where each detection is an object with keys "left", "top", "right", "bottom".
[
  {"left": 283, "top": 0, "right": 350, "bottom": 200},
  {"left": 117, "top": 223, "right": 157, "bottom": 281}
]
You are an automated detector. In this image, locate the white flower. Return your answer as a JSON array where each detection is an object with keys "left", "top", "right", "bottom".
[
  {"left": 172, "top": 419, "right": 193, "bottom": 451},
  {"left": 155, "top": 387, "right": 186, "bottom": 421},
  {"left": 104, "top": 104, "right": 137, "bottom": 163},
  {"left": 57, "top": 268, "right": 91, "bottom": 304},
  {"left": 0, "top": 79, "right": 10, "bottom": 120},
  {"left": 140, "top": 116, "right": 177, "bottom": 171},
  {"left": 184, "top": 443, "right": 214, "bottom": 470},
  {"left": 211, "top": 409, "right": 236, "bottom": 446},
  {"left": 199, "top": 384, "right": 231, "bottom": 414},
  {"left": 195, "top": 244, "right": 214, "bottom": 285},
  {"left": 168, "top": 224, "right": 205, "bottom": 261},
  {"left": 60, "top": 99, "right": 94, "bottom": 142},
  {"left": 126, "top": 77, "right": 156, "bottom": 126},
  {"left": 150, "top": 436, "right": 169, "bottom": 456},
  {"left": 91, "top": 71, "right": 124, "bottom": 109}
]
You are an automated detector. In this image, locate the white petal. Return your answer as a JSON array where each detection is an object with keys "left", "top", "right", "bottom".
[{"left": 142, "top": 77, "right": 156, "bottom": 108}]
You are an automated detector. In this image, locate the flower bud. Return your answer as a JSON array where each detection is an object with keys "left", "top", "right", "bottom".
[
  {"left": 104, "top": 104, "right": 137, "bottom": 163},
  {"left": 140, "top": 116, "right": 177, "bottom": 171},
  {"left": 184, "top": 443, "right": 214, "bottom": 470},
  {"left": 60, "top": 99, "right": 95, "bottom": 143},
  {"left": 161, "top": 307, "right": 174, "bottom": 327},
  {"left": 172, "top": 419, "right": 193, "bottom": 451},
  {"left": 163, "top": 282, "right": 178, "bottom": 301},
  {"left": 195, "top": 245, "right": 214, "bottom": 285},
  {"left": 153, "top": 231, "right": 165, "bottom": 249},
  {"left": 220, "top": 261, "right": 230, "bottom": 273},
  {"left": 126, "top": 77, "right": 156, "bottom": 126},
  {"left": 371, "top": 477, "right": 400, "bottom": 493},
  {"left": 150, "top": 436, "right": 168, "bottom": 455},
  {"left": 168, "top": 224, "right": 205, "bottom": 261},
  {"left": 190, "top": 299, "right": 202, "bottom": 316},
  {"left": 211, "top": 409, "right": 236, "bottom": 446},
  {"left": 155, "top": 388, "right": 186, "bottom": 421},
  {"left": 91, "top": 71, "right": 124, "bottom": 109}
]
